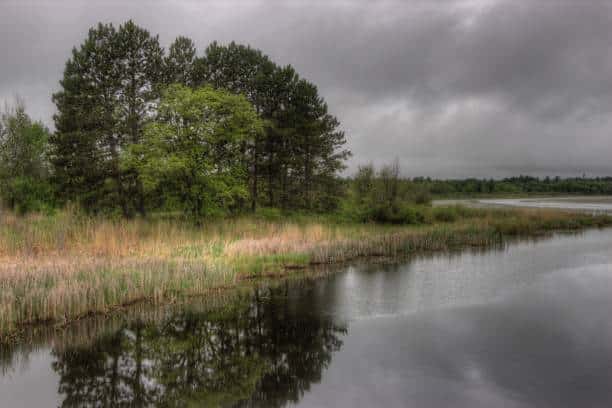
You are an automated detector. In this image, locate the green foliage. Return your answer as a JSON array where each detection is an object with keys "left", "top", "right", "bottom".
[
  {"left": 343, "top": 166, "right": 612, "bottom": 225},
  {"left": 1, "top": 177, "right": 54, "bottom": 215},
  {"left": 353, "top": 164, "right": 375, "bottom": 203},
  {"left": 197, "top": 41, "right": 350, "bottom": 211},
  {"left": 411, "top": 175, "right": 612, "bottom": 197},
  {"left": 364, "top": 203, "right": 425, "bottom": 224},
  {"left": 52, "top": 25, "right": 350, "bottom": 217},
  {"left": 122, "top": 85, "right": 263, "bottom": 221},
  {"left": 164, "top": 36, "right": 197, "bottom": 86},
  {"left": 412, "top": 186, "right": 432, "bottom": 205},
  {"left": 343, "top": 161, "right": 433, "bottom": 224},
  {"left": 253, "top": 207, "right": 284, "bottom": 222},
  {"left": 431, "top": 206, "right": 460, "bottom": 222},
  {"left": 51, "top": 20, "right": 164, "bottom": 216},
  {"left": 0, "top": 99, "right": 54, "bottom": 213}
]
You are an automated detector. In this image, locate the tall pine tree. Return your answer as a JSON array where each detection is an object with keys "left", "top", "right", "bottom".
[
  {"left": 52, "top": 21, "right": 163, "bottom": 215},
  {"left": 195, "top": 42, "right": 349, "bottom": 210},
  {"left": 52, "top": 24, "right": 350, "bottom": 215},
  {"left": 164, "top": 36, "right": 197, "bottom": 86}
]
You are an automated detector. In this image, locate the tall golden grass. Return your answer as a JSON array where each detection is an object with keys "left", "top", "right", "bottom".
[{"left": 1, "top": 207, "right": 611, "bottom": 340}]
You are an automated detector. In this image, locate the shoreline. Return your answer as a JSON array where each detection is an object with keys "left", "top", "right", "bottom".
[
  {"left": 434, "top": 196, "right": 612, "bottom": 213},
  {"left": 2, "top": 207, "right": 612, "bottom": 343}
]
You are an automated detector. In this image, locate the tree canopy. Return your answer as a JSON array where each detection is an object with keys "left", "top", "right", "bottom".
[
  {"left": 196, "top": 41, "right": 350, "bottom": 210},
  {"left": 50, "top": 22, "right": 350, "bottom": 218},
  {"left": 0, "top": 98, "right": 53, "bottom": 213},
  {"left": 52, "top": 21, "right": 164, "bottom": 216},
  {"left": 19, "top": 20, "right": 611, "bottom": 220},
  {"left": 122, "top": 85, "right": 263, "bottom": 219}
]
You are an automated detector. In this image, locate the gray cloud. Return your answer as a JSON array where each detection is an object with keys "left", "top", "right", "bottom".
[{"left": 1, "top": 0, "right": 612, "bottom": 177}]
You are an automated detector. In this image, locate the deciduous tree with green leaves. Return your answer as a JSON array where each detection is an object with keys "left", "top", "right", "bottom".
[
  {"left": 51, "top": 22, "right": 350, "bottom": 217},
  {"left": 121, "top": 85, "right": 263, "bottom": 221},
  {"left": 196, "top": 42, "right": 350, "bottom": 211},
  {"left": 0, "top": 98, "right": 53, "bottom": 213}
]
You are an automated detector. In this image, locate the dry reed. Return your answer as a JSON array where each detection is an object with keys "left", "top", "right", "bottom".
[{"left": 1, "top": 207, "right": 610, "bottom": 339}]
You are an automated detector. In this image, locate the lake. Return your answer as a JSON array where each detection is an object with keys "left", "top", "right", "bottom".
[
  {"left": 1, "top": 228, "right": 612, "bottom": 407},
  {"left": 435, "top": 196, "right": 612, "bottom": 213}
]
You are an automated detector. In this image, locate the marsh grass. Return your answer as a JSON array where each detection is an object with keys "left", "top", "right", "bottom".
[{"left": 1, "top": 206, "right": 611, "bottom": 340}]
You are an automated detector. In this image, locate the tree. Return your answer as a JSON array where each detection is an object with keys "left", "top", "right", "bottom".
[
  {"left": 354, "top": 164, "right": 375, "bottom": 204},
  {"left": 164, "top": 36, "right": 197, "bottom": 86},
  {"left": 195, "top": 41, "right": 278, "bottom": 210},
  {"left": 122, "top": 85, "right": 263, "bottom": 220},
  {"left": 286, "top": 79, "right": 350, "bottom": 210},
  {"left": 51, "top": 24, "right": 350, "bottom": 216},
  {"left": 378, "top": 158, "right": 401, "bottom": 206},
  {"left": 0, "top": 98, "right": 53, "bottom": 213},
  {"left": 195, "top": 42, "right": 350, "bottom": 211},
  {"left": 51, "top": 21, "right": 163, "bottom": 216},
  {"left": 113, "top": 21, "right": 165, "bottom": 216}
]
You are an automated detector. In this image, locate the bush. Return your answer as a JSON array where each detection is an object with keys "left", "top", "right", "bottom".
[
  {"left": 0, "top": 99, "right": 54, "bottom": 215},
  {"left": 432, "top": 206, "right": 458, "bottom": 223},
  {"left": 411, "top": 188, "right": 432, "bottom": 205},
  {"left": 0, "top": 177, "right": 55, "bottom": 215},
  {"left": 364, "top": 203, "right": 428, "bottom": 225},
  {"left": 254, "top": 207, "right": 283, "bottom": 221}
]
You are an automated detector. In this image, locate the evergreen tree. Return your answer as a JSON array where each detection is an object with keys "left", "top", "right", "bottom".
[
  {"left": 52, "top": 24, "right": 350, "bottom": 215},
  {"left": 51, "top": 21, "right": 163, "bottom": 215},
  {"left": 164, "top": 36, "right": 197, "bottom": 86},
  {"left": 51, "top": 23, "right": 116, "bottom": 211},
  {"left": 287, "top": 79, "right": 350, "bottom": 210},
  {"left": 112, "top": 21, "right": 164, "bottom": 215},
  {"left": 195, "top": 42, "right": 349, "bottom": 211}
]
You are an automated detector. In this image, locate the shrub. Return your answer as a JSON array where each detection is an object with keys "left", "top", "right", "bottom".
[
  {"left": 364, "top": 203, "right": 427, "bottom": 224},
  {"left": 254, "top": 207, "right": 283, "bottom": 222},
  {"left": 432, "top": 206, "right": 458, "bottom": 223},
  {"left": 411, "top": 188, "right": 432, "bottom": 205},
  {"left": 0, "top": 177, "right": 54, "bottom": 215}
]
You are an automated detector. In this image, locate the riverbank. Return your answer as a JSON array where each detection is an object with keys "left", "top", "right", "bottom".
[{"left": 1, "top": 206, "right": 611, "bottom": 341}]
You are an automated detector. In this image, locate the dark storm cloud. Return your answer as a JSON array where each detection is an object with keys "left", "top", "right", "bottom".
[{"left": 1, "top": 0, "right": 612, "bottom": 177}]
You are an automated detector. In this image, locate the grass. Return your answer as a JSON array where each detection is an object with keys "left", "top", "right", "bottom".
[{"left": 1, "top": 206, "right": 611, "bottom": 341}]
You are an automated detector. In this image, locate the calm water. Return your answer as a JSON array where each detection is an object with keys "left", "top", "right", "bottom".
[
  {"left": 435, "top": 196, "right": 612, "bottom": 213},
  {"left": 480, "top": 197, "right": 612, "bottom": 213},
  {"left": 2, "top": 229, "right": 612, "bottom": 407}
]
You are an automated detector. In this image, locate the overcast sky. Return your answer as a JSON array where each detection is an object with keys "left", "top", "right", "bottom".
[{"left": 1, "top": 0, "right": 612, "bottom": 178}]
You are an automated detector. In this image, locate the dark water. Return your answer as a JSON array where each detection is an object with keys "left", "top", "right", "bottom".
[{"left": 2, "top": 230, "right": 612, "bottom": 407}]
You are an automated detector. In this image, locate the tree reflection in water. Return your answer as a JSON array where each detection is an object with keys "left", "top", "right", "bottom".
[{"left": 50, "top": 284, "right": 347, "bottom": 407}]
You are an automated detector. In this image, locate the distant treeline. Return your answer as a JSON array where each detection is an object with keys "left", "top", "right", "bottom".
[
  {"left": 408, "top": 175, "right": 612, "bottom": 196},
  {"left": 338, "top": 167, "right": 612, "bottom": 224}
]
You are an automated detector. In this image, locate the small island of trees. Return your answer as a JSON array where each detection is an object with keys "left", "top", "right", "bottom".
[{"left": 1, "top": 20, "right": 612, "bottom": 339}]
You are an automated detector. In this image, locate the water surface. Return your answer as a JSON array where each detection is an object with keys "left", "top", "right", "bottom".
[
  {"left": 2, "top": 229, "right": 612, "bottom": 407},
  {"left": 435, "top": 196, "right": 612, "bottom": 213}
]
